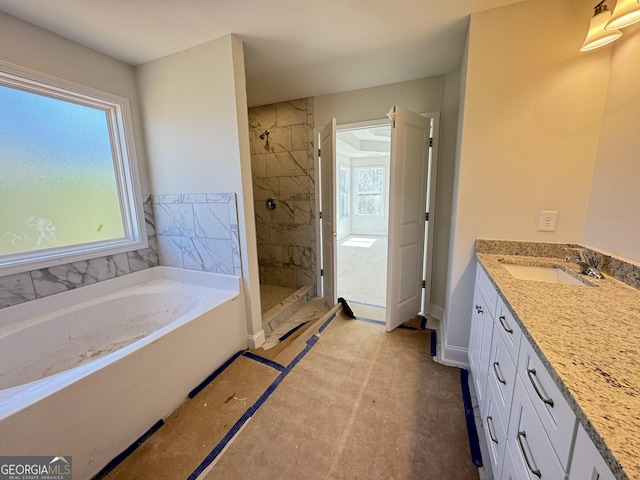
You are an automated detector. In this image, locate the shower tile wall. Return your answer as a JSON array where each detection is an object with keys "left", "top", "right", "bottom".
[
  {"left": 152, "top": 193, "right": 242, "bottom": 276},
  {"left": 0, "top": 198, "right": 159, "bottom": 309},
  {"left": 249, "top": 98, "right": 316, "bottom": 291}
]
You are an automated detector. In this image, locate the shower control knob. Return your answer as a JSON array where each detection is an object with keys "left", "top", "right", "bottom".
[{"left": 266, "top": 198, "right": 277, "bottom": 210}]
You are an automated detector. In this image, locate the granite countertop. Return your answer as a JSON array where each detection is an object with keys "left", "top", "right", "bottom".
[{"left": 475, "top": 241, "right": 640, "bottom": 480}]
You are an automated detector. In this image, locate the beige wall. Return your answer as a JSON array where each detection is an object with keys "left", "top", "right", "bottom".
[
  {"left": 136, "top": 36, "right": 245, "bottom": 195},
  {"left": 314, "top": 76, "right": 457, "bottom": 313},
  {"left": 135, "top": 34, "right": 263, "bottom": 347},
  {"left": 444, "top": 0, "right": 612, "bottom": 365},
  {"left": 583, "top": 23, "right": 640, "bottom": 263},
  {"left": 314, "top": 77, "right": 445, "bottom": 128},
  {"left": 0, "top": 11, "right": 149, "bottom": 194}
]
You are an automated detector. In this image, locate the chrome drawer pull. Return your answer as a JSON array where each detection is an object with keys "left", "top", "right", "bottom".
[
  {"left": 475, "top": 304, "right": 483, "bottom": 314},
  {"left": 498, "top": 315, "right": 513, "bottom": 334},
  {"left": 493, "top": 361, "right": 507, "bottom": 384},
  {"left": 527, "top": 368, "right": 555, "bottom": 407},
  {"left": 486, "top": 416, "right": 499, "bottom": 444},
  {"left": 517, "top": 430, "right": 542, "bottom": 478}
]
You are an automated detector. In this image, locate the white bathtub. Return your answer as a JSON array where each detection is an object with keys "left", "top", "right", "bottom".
[{"left": 0, "top": 266, "right": 247, "bottom": 479}]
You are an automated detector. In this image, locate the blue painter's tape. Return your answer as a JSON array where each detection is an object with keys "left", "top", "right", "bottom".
[
  {"left": 430, "top": 330, "right": 437, "bottom": 357},
  {"left": 242, "top": 351, "right": 286, "bottom": 372},
  {"left": 398, "top": 324, "right": 419, "bottom": 331},
  {"left": 188, "top": 350, "right": 247, "bottom": 399},
  {"left": 278, "top": 321, "right": 309, "bottom": 341},
  {"left": 91, "top": 419, "right": 164, "bottom": 480},
  {"left": 460, "top": 369, "right": 483, "bottom": 467},
  {"left": 344, "top": 299, "right": 386, "bottom": 309},
  {"left": 354, "top": 317, "right": 385, "bottom": 326},
  {"left": 187, "top": 335, "right": 321, "bottom": 480},
  {"left": 318, "top": 312, "right": 336, "bottom": 334}
]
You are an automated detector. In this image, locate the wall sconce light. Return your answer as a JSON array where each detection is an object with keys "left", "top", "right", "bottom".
[
  {"left": 606, "top": 0, "right": 640, "bottom": 30},
  {"left": 581, "top": 1, "right": 623, "bottom": 51}
]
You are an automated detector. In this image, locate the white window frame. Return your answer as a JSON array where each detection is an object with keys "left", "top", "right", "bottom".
[
  {"left": 0, "top": 61, "right": 147, "bottom": 276},
  {"left": 354, "top": 166, "right": 385, "bottom": 217}
]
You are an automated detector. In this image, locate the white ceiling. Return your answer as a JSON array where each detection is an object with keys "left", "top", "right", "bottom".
[
  {"left": 338, "top": 126, "right": 391, "bottom": 159},
  {"left": 0, "top": 0, "right": 523, "bottom": 107}
]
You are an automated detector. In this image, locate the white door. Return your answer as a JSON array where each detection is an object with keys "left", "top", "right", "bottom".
[
  {"left": 320, "top": 119, "right": 338, "bottom": 307},
  {"left": 385, "top": 106, "right": 430, "bottom": 331}
]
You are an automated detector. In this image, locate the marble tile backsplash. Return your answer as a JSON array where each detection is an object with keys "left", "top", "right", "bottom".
[
  {"left": 0, "top": 192, "right": 243, "bottom": 310},
  {"left": 249, "top": 98, "right": 316, "bottom": 290},
  {"left": 152, "top": 193, "right": 242, "bottom": 276},
  {"left": 0, "top": 199, "right": 159, "bottom": 309}
]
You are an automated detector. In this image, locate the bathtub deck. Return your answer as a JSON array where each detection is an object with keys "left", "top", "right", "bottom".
[{"left": 100, "top": 311, "right": 479, "bottom": 480}]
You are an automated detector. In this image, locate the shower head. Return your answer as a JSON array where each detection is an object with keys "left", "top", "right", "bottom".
[{"left": 259, "top": 129, "right": 270, "bottom": 140}]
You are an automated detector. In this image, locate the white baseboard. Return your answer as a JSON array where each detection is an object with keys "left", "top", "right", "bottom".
[
  {"left": 247, "top": 329, "right": 265, "bottom": 350},
  {"left": 429, "top": 303, "right": 444, "bottom": 322},
  {"left": 438, "top": 344, "right": 470, "bottom": 368}
]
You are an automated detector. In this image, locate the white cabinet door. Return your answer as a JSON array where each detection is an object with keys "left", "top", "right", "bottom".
[
  {"left": 568, "top": 425, "right": 616, "bottom": 480},
  {"left": 469, "top": 285, "right": 493, "bottom": 411}
]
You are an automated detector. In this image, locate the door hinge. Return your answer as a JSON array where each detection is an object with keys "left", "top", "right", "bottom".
[
  {"left": 422, "top": 280, "right": 426, "bottom": 289},
  {"left": 319, "top": 211, "right": 323, "bottom": 219},
  {"left": 318, "top": 148, "right": 321, "bottom": 157},
  {"left": 425, "top": 212, "right": 429, "bottom": 221},
  {"left": 429, "top": 137, "right": 433, "bottom": 148},
  {"left": 321, "top": 269, "right": 324, "bottom": 276}
]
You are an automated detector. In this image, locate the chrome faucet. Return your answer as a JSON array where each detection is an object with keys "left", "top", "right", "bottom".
[{"left": 564, "top": 248, "right": 604, "bottom": 279}]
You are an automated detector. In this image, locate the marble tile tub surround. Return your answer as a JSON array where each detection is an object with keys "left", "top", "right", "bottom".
[
  {"left": 476, "top": 239, "right": 640, "bottom": 291},
  {"left": 475, "top": 240, "right": 640, "bottom": 479},
  {"left": 0, "top": 199, "right": 159, "bottom": 310},
  {"left": 248, "top": 98, "right": 316, "bottom": 290},
  {"left": 152, "top": 193, "right": 241, "bottom": 276}
]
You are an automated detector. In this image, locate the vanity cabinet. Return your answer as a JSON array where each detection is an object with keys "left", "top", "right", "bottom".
[{"left": 470, "top": 260, "right": 616, "bottom": 480}]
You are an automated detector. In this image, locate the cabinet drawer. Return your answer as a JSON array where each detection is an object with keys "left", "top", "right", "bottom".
[
  {"left": 484, "top": 386, "right": 508, "bottom": 478},
  {"left": 509, "top": 376, "right": 566, "bottom": 480},
  {"left": 500, "top": 444, "right": 525, "bottom": 480},
  {"left": 518, "top": 337, "right": 576, "bottom": 468},
  {"left": 568, "top": 425, "right": 616, "bottom": 480},
  {"left": 476, "top": 264, "right": 498, "bottom": 318},
  {"left": 486, "top": 326, "right": 517, "bottom": 427},
  {"left": 495, "top": 296, "right": 522, "bottom": 364}
]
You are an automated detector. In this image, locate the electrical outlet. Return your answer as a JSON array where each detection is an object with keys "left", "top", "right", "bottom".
[{"left": 538, "top": 211, "right": 558, "bottom": 232}]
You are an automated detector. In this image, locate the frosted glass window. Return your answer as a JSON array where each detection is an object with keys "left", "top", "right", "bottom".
[
  {"left": 0, "top": 63, "right": 146, "bottom": 275},
  {"left": 355, "top": 167, "right": 384, "bottom": 216}
]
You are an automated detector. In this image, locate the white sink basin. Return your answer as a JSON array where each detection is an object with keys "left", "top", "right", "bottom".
[{"left": 501, "top": 263, "right": 587, "bottom": 286}]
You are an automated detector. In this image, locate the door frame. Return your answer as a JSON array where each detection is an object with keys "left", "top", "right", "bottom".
[
  {"left": 315, "top": 112, "right": 440, "bottom": 316},
  {"left": 315, "top": 118, "right": 390, "bottom": 296}
]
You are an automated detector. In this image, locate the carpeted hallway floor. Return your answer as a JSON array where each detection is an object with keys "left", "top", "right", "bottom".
[{"left": 103, "top": 310, "right": 479, "bottom": 480}]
